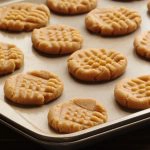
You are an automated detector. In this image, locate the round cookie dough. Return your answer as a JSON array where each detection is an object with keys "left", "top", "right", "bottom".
[
  {"left": 0, "top": 2, "right": 50, "bottom": 32},
  {"left": 67, "top": 48, "right": 127, "bottom": 82},
  {"left": 134, "top": 31, "right": 150, "bottom": 59},
  {"left": 47, "top": 0, "right": 97, "bottom": 15},
  {"left": 85, "top": 7, "right": 141, "bottom": 36},
  {"left": 114, "top": 75, "right": 150, "bottom": 109},
  {"left": 4, "top": 70, "right": 64, "bottom": 105},
  {"left": 48, "top": 98, "right": 107, "bottom": 133},
  {"left": 0, "top": 42, "right": 24, "bottom": 75},
  {"left": 32, "top": 25, "right": 83, "bottom": 54}
]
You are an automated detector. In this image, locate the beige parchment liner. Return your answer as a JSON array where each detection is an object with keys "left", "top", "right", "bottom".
[{"left": 0, "top": 0, "right": 149, "bottom": 140}]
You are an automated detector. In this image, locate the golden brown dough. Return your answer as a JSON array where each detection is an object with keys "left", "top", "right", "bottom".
[
  {"left": 85, "top": 7, "right": 141, "bottom": 36},
  {"left": 47, "top": 0, "right": 97, "bottom": 15},
  {"left": 134, "top": 31, "right": 150, "bottom": 59},
  {"left": 0, "top": 2, "right": 50, "bottom": 32},
  {"left": 32, "top": 25, "right": 83, "bottom": 54},
  {"left": 67, "top": 48, "right": 127, "bottom": 82},
  {"left": 48, "top": 98, "right": 107, "bottom": 133},
  {"left": 0, "top": 42, "right": 24, "bottom": 75},
  {"left": 114, "top": 75, "right": 150, "bottom": 109},
  {"left": 4, "top": 70, "right": 64, "bottom": 105}
]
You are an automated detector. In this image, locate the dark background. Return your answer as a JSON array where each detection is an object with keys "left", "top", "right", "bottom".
[{"left": 0, "top": 122, "right": 149, "bottom": 150}]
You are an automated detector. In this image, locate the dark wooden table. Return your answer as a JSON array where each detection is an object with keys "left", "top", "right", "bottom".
[{"left": 0, "top": 122, "right": 149, "bottom": 150}]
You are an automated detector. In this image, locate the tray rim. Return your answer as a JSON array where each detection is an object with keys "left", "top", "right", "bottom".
[
  {"left": 0, "top": 99, "right": 149, "bottom": 142},
  {"left": 0, "top": 109, "right": 149, "bottom": 144}
]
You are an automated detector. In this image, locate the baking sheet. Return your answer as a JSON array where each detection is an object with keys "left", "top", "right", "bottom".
[{"left": 0, "top": 0, "right": 149, "bottom": 142}]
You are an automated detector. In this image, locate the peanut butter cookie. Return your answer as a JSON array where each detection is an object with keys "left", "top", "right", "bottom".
[
  {"left": 114, "top": 75, "right": 150, "bottom": 109},
  {"left": 68, "top": 48, "right": 127, "bottom": 82},
  {"left": 134, "top": 31, "right": 150, "bottom": 59},
  {"left": 4, "top": 70, "right": 64, "bottom": 105},
  {"left": 47, "top": 0, "right": 97, "bottom": 15},
  {"left": 0, "top": 2, "right": 50, "bottom": 32},
  {"left": 85, "top": 7, "right": 141, "bottom": 36},
  {"left": 32, "top": 25, "right": 83, "bottom": 54},
  {"left": 48, "top": 98, "right": 107, "bottom": 133},
  {"left": 0, "top": 42, "right": 23, "bottom": 75}
]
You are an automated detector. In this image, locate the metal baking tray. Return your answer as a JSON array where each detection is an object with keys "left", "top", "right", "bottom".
[{"left": 0, "top": 0, "right": 149, "bottom": 149}]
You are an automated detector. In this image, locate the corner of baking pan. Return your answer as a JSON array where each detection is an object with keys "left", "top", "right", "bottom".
[{"left": 0, "top": 100, "right": 149, "bottom": 143}]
